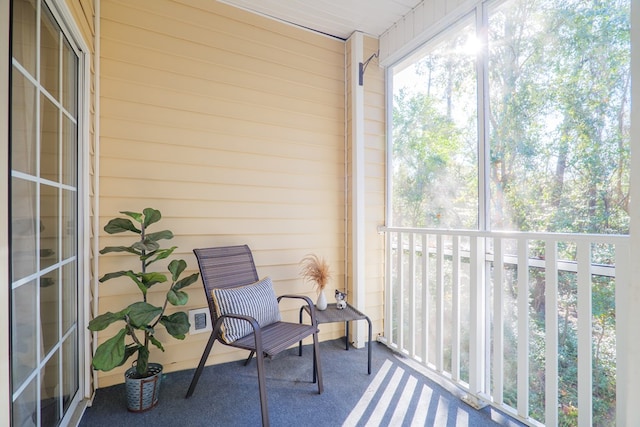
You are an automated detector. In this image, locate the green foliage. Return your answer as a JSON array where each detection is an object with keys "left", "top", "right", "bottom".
[
  {"left": 496, "top": 267, "right": 617, "bottom": 426},
  {"left": 391, "top": 0, "right": 625, "bottom": 422},
  {"left": 88, "top": 208, "right": 199, "bottom": 376},
  {"left": 392, "top": 0, "right": 629, "bottom": 234},
  {"left": 486, "top": 0, "right": 630, "bottom": 234}
]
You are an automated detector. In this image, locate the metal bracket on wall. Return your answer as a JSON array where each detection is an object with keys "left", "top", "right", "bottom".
[{"left": 358, "top": 51, "right": 379, "bottom": 86}]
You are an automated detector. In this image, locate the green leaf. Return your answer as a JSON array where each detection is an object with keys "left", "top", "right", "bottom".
[
  {"left": 142, "top": 208, "right": 162, "bottom": 228},
  {"left": 136, "top": 346, "right": 150, "bottom": 376},
  {"left": 121, "top": 211, "right": 143, "bottom": 224},
  {"left": 119, "top": 345, "right": 139, "bottom": 367},
  {"left": 99, "top": 246, "right": 140, "bottom": 256},
  {"left": 140, "top": 272, "right": 167, "bottom": 288},
  {"left": 88, "top": 309, "right": 129, "bottom": 331},
  {"left": 124, "top": 271, "right": 148, "bottom": 295},
  {"left": 174, "top": 273, "right": 199, "bottom": 291},
  {"left": 91, "top": 328, "right": 127, "bottom": 371},
  {"left": 104, "top": 218, "right": 141, "bottom": 235},
  {"left": 149, "top": 335, "right": 164, "bottom": 351},
  {"left": 127, "top": 302, "right": 163, "bottom": 328},
  {"left": 143, "top": 247, "right": 177, "bottom": 267},
  {"left": 160, "top": 312, "right": 190, "bottom": 339},
  {"left": 168, "top": 259, "right": 187, "bottom": 281},
  {"left": 99, "top": 270, "right": 132, "bottom": 283},
  {"left": 167, "top": 289, "right": 188, "bottom": 306},
  {"left": 146, "top": 230, "right": 173, "bottom": 242},
  {"left": 132, "top": 239, "right": 159, "bottom": 252},
  {"left": 100, "top": 270, "right": 147, "bottom": 295}
]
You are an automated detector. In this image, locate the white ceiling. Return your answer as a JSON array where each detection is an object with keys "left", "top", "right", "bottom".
[{"left": 218, "top": 0, "right": 422, "bottom": 39}]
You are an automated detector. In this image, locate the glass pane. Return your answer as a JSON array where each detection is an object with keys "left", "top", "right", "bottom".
[
  {"left": 391, "top": 19, "right": 479, "bottom": 229},
  {"left": 40, "top": 184, "right": 59, "bottom": 269},
  {"left": 487, "top": 0, "right": 630, "bottom": 234},
  {"left": 11, "top": 0, "right": 37, "bottom": 76},
  {"left": 61, "top": 260, "right": 76, "bottom": 333},
  {"left": 62, "top": 334, "right": 78, "bottom": 412},
  {"left": 62, "top": 39, "right": 78, "bottom": 117},
  {"left": 40, "top": 4, "right": 60, "bottom": 99},
  {"left": 41, "top": 269, "right": 59, "bottom": 355},
  {"left": 11, "top": 177, "right": 38, "bottom": 282},
  {"left": 61, "top": 189, "right": 76, "bottom": 260},
  {"left": 41, "top": 351, "right": 61, "bottom": 427},
  {"left": 62, "top": 116, "right": 77, "bottom": 187},
  {"left": 12, "top": 376, "right": 37, "bottom": 427},
  {"left": 12, "top": 280, "right": 38, "bottom": 392},
  {"left": 40, "top": 94, "right": 59, "bottom": 182},
  {"left": 11, "top": 68, "right": 37, "bottom": 175}
]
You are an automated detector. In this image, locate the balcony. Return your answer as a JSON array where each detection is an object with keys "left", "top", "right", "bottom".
[
  {"left": 380, "top": 227, "right": 627, "bottom": 426},
  {"left": 77, "top": 227, "right": 626, "bottom": 426},
  {"left": 77, "top": 228, "right": 625, "bottom": 427}
]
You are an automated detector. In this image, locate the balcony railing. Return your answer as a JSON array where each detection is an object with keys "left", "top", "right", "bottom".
[{"left": 379, "top": 226, "right": 629, "bottom": 427}]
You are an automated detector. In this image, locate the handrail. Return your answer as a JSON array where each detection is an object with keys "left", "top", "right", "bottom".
[
  {"left": 379, "top": 227, "right": 626, "bottom": 426},
  {"left": 378, "top": 225, "right": 629, "bottom": 243}
]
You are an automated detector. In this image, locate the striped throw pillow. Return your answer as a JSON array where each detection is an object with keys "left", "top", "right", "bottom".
[{"left": 211, "top": 276, "right": 282, "bottom": 343}]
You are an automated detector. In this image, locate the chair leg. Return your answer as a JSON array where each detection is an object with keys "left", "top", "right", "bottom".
[
  {"left": 345, "top": 321, "right": 350, "bottom": 350},
  {"left": 185, "top": 331, "right": 217, "bottom": 398},
  {"left": 312, "top": 346, "right": 316, "bottom": 384},
  {"left": 252, "top": 335, "right": 270, "bottom": 427},
  {"left": 244, "top": 351, "right": 255, "bottom": 366},
  {"left": 298, "top": 306, "right": 304, "bottom": 356},
  {"left": 367, "top": 316, "right": 372, "bottom": 375},
  {"left": 312, "top": 331, "right": 323, "bottom": 394}
]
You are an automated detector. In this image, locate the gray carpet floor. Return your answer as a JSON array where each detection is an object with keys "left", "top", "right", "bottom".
[{"left": 79, "top": 339, "right": 526, "bottom": 427}]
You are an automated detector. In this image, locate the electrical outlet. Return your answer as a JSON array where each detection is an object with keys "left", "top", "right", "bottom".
[{"left": 188, "top": 308, "right": 212, "bottom": 335}]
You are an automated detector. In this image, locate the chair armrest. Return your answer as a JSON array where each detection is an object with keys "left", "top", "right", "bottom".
[
  {"left": 215, "top": 313, "right": 261, "bottom": 334},
  {"left": 278, "top": 294, "right": 317, "bottom": 324},
  {"left": 214, "top": 313, "right": 265, "bottom": 353}
]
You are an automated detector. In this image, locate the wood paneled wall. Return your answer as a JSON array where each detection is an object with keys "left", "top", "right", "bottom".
[{"left": 97, "top": 0, "right": 348, "bottom": 386}]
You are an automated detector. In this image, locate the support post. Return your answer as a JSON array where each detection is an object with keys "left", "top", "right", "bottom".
[{"left": 348, "top": 31, "right": 366, "bottom": 348}]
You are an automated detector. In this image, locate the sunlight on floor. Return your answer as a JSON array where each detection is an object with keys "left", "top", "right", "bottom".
[{"left": 343, "top": 359, "right": 477, "bottom": 427}]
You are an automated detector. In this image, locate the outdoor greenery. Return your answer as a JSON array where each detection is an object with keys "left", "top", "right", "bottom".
[
  {"left": 391, "top": 0, "right": 628, "bottom": 424},
  {"left": 392, "top": 0, "right": 629, "bottom": 234}
]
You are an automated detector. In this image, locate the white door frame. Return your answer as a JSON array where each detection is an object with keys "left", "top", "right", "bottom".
[{"left": 1, "top": 0, "right": 12, "bottom": 422}]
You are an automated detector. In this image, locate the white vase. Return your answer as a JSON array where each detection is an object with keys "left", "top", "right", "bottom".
[{"left": 316, "top": 290, "right": 327, "bottom": 310}]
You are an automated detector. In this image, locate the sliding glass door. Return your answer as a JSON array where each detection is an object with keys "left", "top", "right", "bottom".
[{"left": 10, "top": 0, "right": 82, "bottom": 425}]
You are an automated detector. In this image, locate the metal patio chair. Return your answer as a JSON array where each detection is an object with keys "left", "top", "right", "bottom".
[{"left": 185, "top": 244, "right": 323, "bottom": 427}]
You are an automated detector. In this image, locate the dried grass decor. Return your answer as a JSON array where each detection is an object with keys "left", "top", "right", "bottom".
[{"left": 299, "top": 253, "right": 331, "bottom": 294}]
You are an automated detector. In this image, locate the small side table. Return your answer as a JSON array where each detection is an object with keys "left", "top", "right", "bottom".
[{"left": 299, "top": 303, "right": 372, "bottom": 381}]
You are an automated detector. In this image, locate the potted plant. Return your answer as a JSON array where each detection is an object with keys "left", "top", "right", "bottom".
[
  {"left": 299, "top": 253, "right": 331, "bottom": 310},
  {"left": 88, "top": 208, "right": 199, "bottom": 411}
]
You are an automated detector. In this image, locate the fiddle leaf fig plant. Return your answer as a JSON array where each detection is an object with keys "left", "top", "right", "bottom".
[{"left": 88, "top": 208, "right": 199, "bottom": 377}]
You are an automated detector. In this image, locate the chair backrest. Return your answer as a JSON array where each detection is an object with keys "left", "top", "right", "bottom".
[{"left": 193, "top": 245, "right": 260, "bottom": 326}]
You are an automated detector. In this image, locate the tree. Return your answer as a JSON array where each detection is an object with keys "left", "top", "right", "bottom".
[
  {"left": 392, "top": 22, "right": 478, "bottom": 229},
  {"left": 391, "top": 0, "right": 628, "bottom": 424}
]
